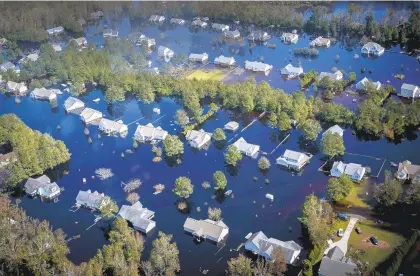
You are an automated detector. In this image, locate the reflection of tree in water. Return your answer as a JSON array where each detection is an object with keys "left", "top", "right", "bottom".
[
  {"left": 213, "top": 140, "right": 226, "bottom": 151},
  {"left": 175, "top": 199, "right": 193, "bottom": 215},
  {"left": 297, "top": 135, "right": 319, "bottom": 155},
  {"left": 164, "top": 155, "right": 183, "bottom": 168},
  {"left": 225, "top": 163, "right": 241, "bottom": 176},
  {"left": 136, "top": 100, "right": 157, "bottom": 120},
  {"left": 107, "top": 100, "right": 129, "bottom": 119},
  {"left": 45, "top": 161, "right": 71, "bottom": 182}
]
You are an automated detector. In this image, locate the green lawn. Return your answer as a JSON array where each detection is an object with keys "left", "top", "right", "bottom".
[
  {"left": 346, "top": 219, "right": 404, "bottom": 270},
  {"left": 331, "top": 219, "right": 349, "bottom": 241},
  {"left": 338, "top": 181, "right": 369, "bottom": 208},
  {"left": 186, "top": 69, "right": 226, "bottom": 81}
]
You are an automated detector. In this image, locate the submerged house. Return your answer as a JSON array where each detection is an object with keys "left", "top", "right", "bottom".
[
  {"left": 64, "top": 97, "right": 85, "bottom": 113},
  {"left": 158, "top": 46, "right": 174, "bottom": 58},
  {"left": 30, "top": 87, "right": 57, "bottom": 101},
  {"left": 103, "top": 29, "right": 119, "bottom": 38},
  {"left": 98, "top": 118, "right": 128, "bottom": 136},
  {"left": 319, "top": 70, "right": 343, "bottom": 81},
  {"left": 322, "top": 125, "right": 344, "bottom": 138},
  {"left": 170, "top": 18, "right": 185, "bottom": 25},
  {"left": 224, "top": 30, "right": 240, "bottom": 39},
  {"left": 7, "top": 81, "right": 28, "bottom": 95},
  {"left": 244, "top": 231, "right": 301, "bottom": 264},
  {"left": 24, "top": 175, "right": 60, "bottom": 199},
  {"left": 310, "top": 36, "right": 331, "bottom": 47},
  {"left": 185, "top": 129, "right": 212, "bottom": 149},
  {"left": 46, "top": 26, "right": 64, "bottom": 35},
  {"left": 396, "top": 161, "right": 420, "bottom": 183},
  {"left": 134, "top": 123, "right": 168, "bottom": 143},
  {"left": 399, "top": 83, "right": 420, "bottom": 98},
  {"left": 118, "top": 201, "right": 156, "bottom": 234},
  {"left": 0, "top": 62, "right": 16, "bottom": 72},
  {"left": 19, "top": 53, "right": 39, "bottom": 64},
  {"left": 244, "top": 61, "right": 273, "bottom": 73},
  {"left": 248, "top": 31, "right": 271, "bottom": 42},
  {"left": 233, "top": 137, "right": 260, "bottom": 157},
  {"left": 76, "top": 190, "right": 109, "bottom": 210},
  {"left": 71, "top": 37, "right": 88, "bottom": 47},
  {"left": 276, "top": 149, "right": 311, "bottom": 171},
  {"left": 281, "top": 33, "right": 299, "bottom": 44},
  {"left": 330, "top": 161, "right": 366, "bottom": 181},
  {"left": 183, "top": 218, "right": 229, "bottom": 243},
  {"left": 214, "top": 55, "right": 235, "bottom": 66},
  {"left": 80, "top": 108, "right": 103, "bottom": 124},
  {"left": 361, "top": 42, "right": 385, "bottom": 56},
  {"left": 224, "top": 121, "right": 239, "bottom": 131},
  {"left": 189, "top": 53, "right": 209, "bottom": 63},
  {"left": 319, "top": 246, "right": 357, "bottom": 276},
  {"left": 149, "top": 15, "right": 165, "bottom": 23},
  {"left": 191, "top": 19, "right": 208, "bottom": 28},
  {"left": 356, "top": 77, "right": 381, "bottom": 91},
  {"left": 212, "top": 23, "right": 229, "bottom": 32},
  {"left": 281, "top": 63, "right": 303, "bottom": 78}
]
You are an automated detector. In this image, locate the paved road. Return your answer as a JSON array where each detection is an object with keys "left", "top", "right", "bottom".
[{"left": 324, "top": 217, "right": 359, "bottom": 255}]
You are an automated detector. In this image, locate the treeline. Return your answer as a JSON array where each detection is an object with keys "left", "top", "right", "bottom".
[{"left": 0, "top": 114, "right": 70, "bottom": 187}]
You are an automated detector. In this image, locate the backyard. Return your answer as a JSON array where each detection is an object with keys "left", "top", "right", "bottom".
[{"left": 186, "top": 69, "right": 226, "bottom": 81}]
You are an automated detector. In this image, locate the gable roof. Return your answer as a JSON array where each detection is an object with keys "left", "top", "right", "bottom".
[
  {"left": 324, "top": 125, "right": 344, "bottom": 137},
  {"left": 282, "top": 63, "right": 303, "bottom": 74},
  {"left": 64, "top": 97, "right": 85, "bottom": 111},
  {"left": 184, "top": 218, "right": 228, "bottom": 240},
  {"left": 99, "top": 118, "right": 127, "bottom": 133},
  {"left": 24, "top": 175, "right": 51, "bottom": 194},
  {"left": 119, "top": 201, "right": 155, "bottom": 231},
  {"left": 282, "top": 149, "right": 309, "bottom": 162},
  {"left": 319, "top": 246, "right": 357, "bottom": 276},
  {"left": 80, "top": 108, "right": 103, "bottom": 122},
  {"left": 76, "top": 190, "right": 106, "bottom": 208},
  {"left": 401, "top": 83, "right": 419, "bottom": 91},
  {"left": 398, "top": 161, "right": 420, "bottom": 176},
  {"left": 135, "top": 123, "right": 168, "bottom": 140},
  {"left": 233, "top": 137, "right": 259, "bottom": 154},
  {"left": 185, "top": 129, "right": 212, "bottom": 146}
]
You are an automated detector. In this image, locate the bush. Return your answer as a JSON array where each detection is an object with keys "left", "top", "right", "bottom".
[
  {"left": 202, "top": 181, "right": 211, "bottom": 190},
  {"left": 213, "top": 171, "right": 227, "bottom": 190},
  {"left": 212, "top": 128, "right": 226, "bottom": 141},
  {"left": 208, "top": 207, "right": 222, "bottom": 221},
  {"left": 258, "top": 157, "right": 271, "bottom": 170}
]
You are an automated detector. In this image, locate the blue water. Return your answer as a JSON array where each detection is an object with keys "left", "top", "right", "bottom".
[{"left": 1, "top": 5, "right": 420, "bottom": 275}]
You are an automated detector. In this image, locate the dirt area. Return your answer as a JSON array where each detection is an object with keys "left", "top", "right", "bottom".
[{"left": 355, "top": 232, "right": 390, "bottom": 249}]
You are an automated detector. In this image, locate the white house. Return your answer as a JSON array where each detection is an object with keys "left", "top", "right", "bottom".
[
  {"left": 80, "top": 108, "right": 103, "bottom": 124},
  {"left": 118, "top": 201, "right": 156, "bottom": 234},
  {"left": 103, "top": 29, "right": 118, "bottom": 38},
  {"left": 185, "top": 129, "right": 212, "bottom": 149},
  {"left": 396, "top": 161, "right": 420, "bottom": 183},
  {"left": 319, "top": 71, "right": 343, "bottom": 81},
  {"left": 224, "top": 121, "right": 239, "bottom": 131},
  {"left": 281, "top": 33, "right": 299, "bottom": 44},
  {"left": 30, "top": 87, "right": 57, "bottom": 101},
  {"left": 214, "top": 55, "right": 235, "bottom": 66},
  {"left": 233, "top": 137, "right": 260, "bottom": 157},
  {"left": 71, "top": 37, "right": 88, "bottom": 47},
  {"left": 64, "top": 97, "right": 85, "bottom": 112},
  {"left": 149, "top": 15, "right": 165, "bottom": 23},
  {"left": 134, "top": 123, "right": 168, "bottom": 143},
  {"left": 24, "top": 175, "right": 60, "bottom": 199},
  {"left": 399, "top": 83, "right": 420, "bottom": 98},
  {"left": 0, "top": 62, "right": 16, "bottom": 72},
  {"left": 356, "top": 77, "right": 381, "bottom": 91},
  {"left": 310, "top": 36, "right": 331, "bottom": 47},
  {"left": 330, "top": 161, "right": 366, "bottom": 181},
  {"left": 281, "top": 63, "right": 303, "bottom": 78},
  {"left": 98, "top": 118, "right": 128, "bottom": 136},
  {"left": 170, "top": 18, "right": 185, "bottom": 25},
  {"left": 189, "top": 53, "right": 209, "bottom": 63},
  {"left": 248, "top": 31, "right": 271, "bottom": 42},
  {"left": 76, "top": 190, "right": 109, "bottom": 210},
  {"left": 276, "top": 149, "right": 311, "bottom": 171},
  {"left": 183, "top": 218, "right": 229, "bottom": 243},
  {"left": 245, "top": 61, "right": 273, "bottom": 73},
  {"left": 158, "top": 46, "right": 174, "bottom": 58},
  {"left": 322, "top": 125, "right": 344, "bottom": 139},
  {"left": 191, "top": 19, "right": 208, "bottom": 28},
  {"left": 361, "top": 42, "right": 385, "bottom": 56},
  {"left": 244, "top": 231, "right": 301, "bottom": 264},
  {"left": 46, "top": 26, "right": 64, "bottom": 35},
  {"left": 212, "top": 23, "right": 229, "bottom": 32},
  {"left": 7, "top": 81, "right": 28, "bottom": 95},
  {"left": 19, "top": 53, "right": 39, "bottom": 64},
  {"left": 224, "top": 30, "right": 240, "bottom": 39}
]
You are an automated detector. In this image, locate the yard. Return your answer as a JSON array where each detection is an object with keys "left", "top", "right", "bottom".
[
  {"left": 186, "top": 69, "right": 226, "bottom": 81},
  {"left": 338, "top": 181, "right": 370, "bottom": 208}
]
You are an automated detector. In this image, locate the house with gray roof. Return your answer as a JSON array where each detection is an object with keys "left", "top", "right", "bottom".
[
  {"left": 0, "top": 62, "right": 16, "bottom": 72},
  {"left": 189, "top": 53, "right": 209, "bottom": 63},
  {"left": 356, "top": 77, "right": 381, "bottom": 91},
  {"left": 399, "top": 83, "right": 420, "bottom": 98},
  {"left": 118, "top": 201, "right": 156, "bottom": 234},
  {"left": 76, "top": 190, "right": 109, "bottom": 210},
  {"left": 244, "top": 231, "right": 301, "bottom": 264},
  {"left": 397, "top": 161, "right": 420, "bottom": 183},
  {"left": 361, "top": 42, "right": 384, "bottom": 56},
  {"left": 224, "top": 121, "right": 239, "bottom": 131},
  {"left": 185, "top": 129, "right": 212, "bottom": 149},
  {"left": 276, "top": 149, "right": 311, "bottom": 171},
  {"left": 330, "top": 161, "right": 366, "bottom": 181},
  {"left": 245, "top": 61, "right": 273, "bottom": 73},
  {"left": 281, "top": 33, "right": 299, "bottom": 44},
  {"left": 191, "top": 19, "right": 208, "bottom": 28},
  {"left": 149, "top": 15, "right": 165, "bottom": 23},
  {"left": 224, "top": 30, "right": 240, "bottom": 39},
  {"left": 24, "top": 175, "right": 60, "bottom": 199},
  {"left": 322, "top": 125, "right": 344, "bottom": 139},
  {"left": 64, "top": 97, "right": 85, "bottom": 113},
  {"left": 214, "top": 55, "right": 235, "bottom": 66},
  {"left": 70, "top": 37, "right": 88, "bottom": 47},
  {"left": 318, "top": 246, "right": 357, "bottom": 276},
  {"left": 310, "top": 36, "right": 331, "bottom": 47},
  {"left": 19, "top": 53, "right": 39, "bottom": 64},
  {"left": 248, "top": 31, "right": 271, "bottom": 42},
  {"left": 319, "top": 70, "right": 343, "bottom": 81},
  {"left": 98, "top": 118, "right": 128, "bottom": 136},
  {"left": 31, "top": 87, "right": 57, "bottom": 101},
  {"left": 170, "top": 18, "right": 185, "bottom": 25},
  {"left": 183, "top": 218, "right": 229, "bottom": 243},
  {"left": 7, "top": 81, "right": 28, "bottom": 95},
  {"left": 233, "top": 137, "right": 260, "bottom": 157},
  {"left": 46, "top": 26, "right": 64, "bottom": 35},
  {"left": 212, "top": 23, "right": 229, "bottom": 32},
  {"left": 134, "top": 123, "right": 168, "bottom": 143},
  {"left": 158, "top": 46, "right": 174, "bottom": 58},
  {"left": 103, "top": 29, "right": 118, "bottom": 38},
  {"left": 281, "top": 63, "right": 303, "bottom": 78},
  {"left": 80, "top": 108, "right": 103, "bottom": 124}
]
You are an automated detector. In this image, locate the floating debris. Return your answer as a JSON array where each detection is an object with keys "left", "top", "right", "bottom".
[{"left": 93, "top": 98, "right": 100, "bottom": 103}]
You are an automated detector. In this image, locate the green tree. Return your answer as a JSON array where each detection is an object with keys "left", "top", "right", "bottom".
[
  {"left": 172, "top": 176, "right": 194, "bottom": 199},
  {"left": 225, "top": 145, "right": 242, "bottom": 166},
  {"left": 98, "top": 197, "right": 119, "bottom": 219},
  {"left": 213, "top": 171, "right": 227, "bottom": 190},
  {"left": 322, "top": 132, "right": 345, "bottom": 157},
  {"left": 302, "top": 259, "right": 313, "bottom": 276},
  {"left": 212, "top": 128, "right": 226, "bottom": 141},
  {"left": 327, "top": 175, "right": 353, "bottom": 202},
  {"left": 258, "top": 157, "right": 271, "bottom": 170},
  {"left": 227, "top": 255, "right": 253, "bottom": 276},
  {"left": 299, "top": 119, "right": 322, "bottom": 141},
  {"left": 174, "top": 109, "right": 189, "bottom": 126},
  {"left": 278, "top": 112, "right": 291, "bottom": 131},
  {"left": 267, "top": 113, "right": 278, "bottom": 127},
  {"left": 163, "top": 135, "right": 184, "bottom": 157},
  {"left": 208, "top": 207, "right": 222, "bottom": 221},
  {"left": 374, "top": 171, "right": 403, "bottom": 206},
  {"left": 149, "top": 232, "right": 180, "bottom": 276},
  {"left": 354, "top": 100, "right": 382, "bottom": 136}
]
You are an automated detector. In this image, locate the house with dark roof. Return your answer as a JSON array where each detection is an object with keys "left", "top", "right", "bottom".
[
  {"left": 118, "top": 201, "right": 156, "bottom": 234},
  {"left": 24, "top": 175, "right": 60, "bottom": 199},
  {"left": 244, "top": 231, "right": 301, "bottom": 264},
  {"left": 397, "top": 161, "right": 420, "bottom": 183},
  {"left": 318, "top": 246, "right": 357, "bottom": 276},
  {"left": 183, "top": 218, "right": 229, "bottom": 243}
]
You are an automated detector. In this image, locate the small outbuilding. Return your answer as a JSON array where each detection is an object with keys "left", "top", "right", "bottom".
[{"left": 224, "top": 121, "right": 239, "bottom": 131}]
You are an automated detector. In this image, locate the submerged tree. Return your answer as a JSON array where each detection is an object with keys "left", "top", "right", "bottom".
[
  {"left": 208, "top": 207, "right": 222, "bottom": 221},
  {"left": 163, "top": 135, "right": 184, "bottom": 157},
  {"left": 298, "top": 119, "right": 321, "bottom": 141},
  {"left": 258, "top": 157, "right": 271, "bottom": 170},
  {"left": 172, "top": 176, "right": 194, "bottom": 199},
  {"left": 326, "top": 175, "right": 353, "bottom": 202},
  {"left": 122, "top": 178, "right": 142, "bottom": 193},
  {"left": 95, "top": 168, "right": 114, "bottom": 180},
  {"left": 174, "top": 109, "right": 189, "bottom": 127},
  {"left": 322, "top": 132, "right": 345, "bottom": 157},
  {"left": 227, "top": 255, "right": 253, "bottom": 276},
  {"left": 225, "top": 145, "right": 242, "bottom": 166},
  {"left": 98, "top": 197, "right": 119, "bottom": 219},
  {"left": 212, "top": 128, "right": 226, "bottom": 141},
  {"left": 213, "top": 171, "right": 227, "bottom": 190}
]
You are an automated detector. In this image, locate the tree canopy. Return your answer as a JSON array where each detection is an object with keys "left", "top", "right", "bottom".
[
  {"left": 322, "top": 132, "right": 345, "bottom": 157},
  {"left": 327, "top": 175, "right": 353, "bottom": 202},
  {"left": 172, "top": 176, "right": 194, "bottom": 198},
  {"left": 225, "top": 145, "right": 242, "bottom": 166}
]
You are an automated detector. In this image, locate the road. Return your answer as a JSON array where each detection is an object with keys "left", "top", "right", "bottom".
[{"left": 324, "top": 217, "right": 359, "bottom": 255}]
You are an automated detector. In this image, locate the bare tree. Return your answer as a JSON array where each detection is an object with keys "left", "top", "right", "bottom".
[
  {"left": 122, "top": 178, "right": 142, "bottom": 193},
  {"left": 95, "top": 168, "right": 114, "bottom": 180}
]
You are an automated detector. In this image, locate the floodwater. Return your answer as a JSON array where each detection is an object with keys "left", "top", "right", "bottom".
[{"left": 1, "top": 4, "right": 420, "bottom": 275}]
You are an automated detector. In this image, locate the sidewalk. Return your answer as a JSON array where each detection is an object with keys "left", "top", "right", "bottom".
[{"left": 324, "top": 217, "right": 359, "bottom": 255}]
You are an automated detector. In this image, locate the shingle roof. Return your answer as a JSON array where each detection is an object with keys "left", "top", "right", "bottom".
[
  {"left": 64, "top": 97, "right": 85, "bottom": 111},
  {"left": 184, "top": 218, "right": 228, "bottom": 240},
  {"left": 118, "top": 201, "right": 155, "bottom": 232},
  {"left": 185, "top": 129, "right": 212, "bottom": 146},
  {"left": 24, "top": 175, "right": 51, "bottom": 195},
  {"left": 401, "top": 83, "right": 419, "bottom": 91},
  {"left": 319, "top": 246, "right": 357, "bottom": 276}
]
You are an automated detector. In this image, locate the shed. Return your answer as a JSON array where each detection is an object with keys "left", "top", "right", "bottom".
[{"left": 224, "top": 121, "right": 239, "bottom": 131}]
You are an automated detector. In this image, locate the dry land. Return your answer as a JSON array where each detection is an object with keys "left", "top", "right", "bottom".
[
  {"left": 338, "top": 181, "right": 370, "bottom": 208},
  {"left": 186, "top": 69, "right": 226, "bottom": 81}
]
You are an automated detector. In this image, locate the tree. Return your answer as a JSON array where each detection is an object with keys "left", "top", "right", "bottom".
[
  {"left": 278, "top": 112, "right": 291, "bottom": 131},
  {"left": 227, "top": 255, "right": 253, "bottom": 276},
  {"left": 213, "top": 171, "right": 227, "bottom": 190},
  {"left": 258, "top": 157, "right": 271, "bottom": 170},
  {"left": 253, "top": 258, "right": 273, "bottom": 276},
  {"left": 327, "top": 175, "right": 353, "bottom": 202},
  {"left": 299, "top": 119, "right": 322, "bottom": 141},
  {"left": 149, "top": 232, "right": 180, "bottom": 276},
  {"left": 354, "top": 100, "right": 382, "bottom": 136},
  {"left": 99, "top": 197, "right": 119, "bottom": 219},
  {"left": 405, "top": 181, "right": 420, "bottom": 204},
  {"left": 208, "top": 207, "right": 222, "bottom": 221},
  {"left": 225, "top": 145, "right": 242, "bottom": 166},
  {"left": 374, "top": 171, "right": 403, "bottom": 206},
  {"left": 322, "top": 132, "right": 345, "bottom": 157},
  {"left": 172, "top": 176, "right": 194, "bottom": 198},
  {"left": 271, "top": 248, "right": 287, "bottom": 274},
  {"left": 302, "top": 259, "right": 313, "bottom": 276},
  {"left": 174, "top": 109, "right": 189, "bottom": 126},
  {"left": 212, "top": 128, "right": 226, "bottom": 141},
  {"left": 126, "top": 192, "right": 140, "bottom": 204},
  {"left": 163, "top": 135, "right": 184, "bottom": 157}
]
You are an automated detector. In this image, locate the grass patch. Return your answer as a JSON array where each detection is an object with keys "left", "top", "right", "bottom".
[
  {"left": 338, "top": 182, "right": 369, "bottom": 208},
  {"left": 347, "top": 219, "right": 404, "bottom": 270},
  {"left": 331, "top": 219, "right": 349, "bottom": 242},
  {"left": 186, "top": 69, "right": 226, "bottom": 81}
]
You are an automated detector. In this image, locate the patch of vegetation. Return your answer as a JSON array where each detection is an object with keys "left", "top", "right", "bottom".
[{"left": 186, "top": 69, "right": 226, "bottom": 81}]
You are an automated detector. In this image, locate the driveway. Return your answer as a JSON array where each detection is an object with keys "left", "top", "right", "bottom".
[{"left": 324, "top": 217, "right": 359, "bottom": 255}]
